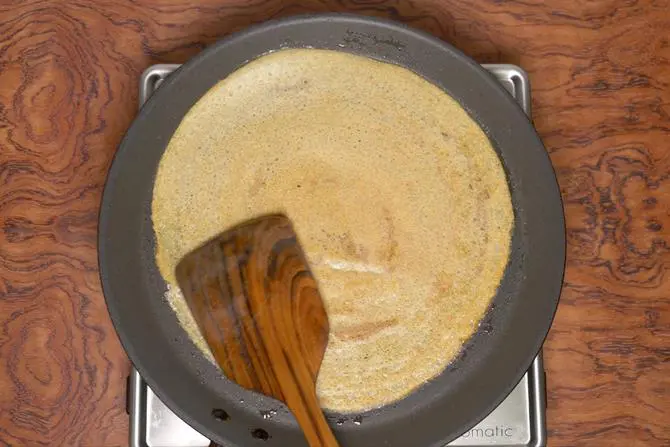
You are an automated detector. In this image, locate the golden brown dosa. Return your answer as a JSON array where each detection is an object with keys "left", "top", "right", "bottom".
[{"left": 151, "top": 49, "right": 513, "bottom": 413}]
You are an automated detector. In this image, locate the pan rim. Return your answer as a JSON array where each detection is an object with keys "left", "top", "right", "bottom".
[{"left": 99, "top": 12, "right": 565, "bottom": 447}]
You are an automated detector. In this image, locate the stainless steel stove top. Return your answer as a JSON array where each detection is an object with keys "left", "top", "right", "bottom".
[{"left": 127, "top": 62, "right": 547, "bottom": 447}]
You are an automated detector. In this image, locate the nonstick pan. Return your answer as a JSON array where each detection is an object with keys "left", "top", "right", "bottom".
[{"left": 99, "top": 13, "right": 565, "bottom": 447}]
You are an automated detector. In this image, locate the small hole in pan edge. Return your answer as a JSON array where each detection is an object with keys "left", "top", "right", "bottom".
[
  {"left": 251, "top": 428, "right": 270, "bottom": 440},
  {"left": 211, "top": 408, "right": 230, "bottom": 421}
]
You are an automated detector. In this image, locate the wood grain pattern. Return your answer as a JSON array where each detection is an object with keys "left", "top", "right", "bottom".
[
  {"left": 176, "top": 214, "right": 337, "bottom": 447},
  {"left": 0, "top": 1, "right": 668, "bottom": 446}
]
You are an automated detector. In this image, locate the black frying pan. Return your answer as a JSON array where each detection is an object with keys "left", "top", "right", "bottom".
[{"left": 99, "top": 13, "right": 565, "bottom": 447}]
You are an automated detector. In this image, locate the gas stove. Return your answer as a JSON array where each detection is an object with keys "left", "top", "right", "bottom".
[{"left": 127, "top": 62, "right": 547, "bottom": 447}]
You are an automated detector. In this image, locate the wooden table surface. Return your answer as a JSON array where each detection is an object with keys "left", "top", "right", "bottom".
[{"left": 0, "top": 1, "right": 668, "bottom": 446}]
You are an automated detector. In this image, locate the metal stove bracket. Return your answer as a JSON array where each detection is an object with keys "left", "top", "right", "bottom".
[{"left": 127, "top": 61, "right": 547, "bottom": 447}]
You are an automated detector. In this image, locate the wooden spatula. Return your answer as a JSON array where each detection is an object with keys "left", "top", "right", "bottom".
[{"left": 175, "top": 214, "right": 339, "bottom": 447}]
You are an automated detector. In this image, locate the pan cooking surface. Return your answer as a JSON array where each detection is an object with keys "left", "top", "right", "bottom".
[{"left": 151, "top": 48, "right": 515, "bottom": 414}]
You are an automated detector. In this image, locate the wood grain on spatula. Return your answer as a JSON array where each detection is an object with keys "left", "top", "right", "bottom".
[{"left": 175, "top": 214, "right": 339, "bottom": 447}]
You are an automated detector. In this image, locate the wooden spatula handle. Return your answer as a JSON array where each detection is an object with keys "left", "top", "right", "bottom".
[
  {"left": 283, "top": 375, "right": 339, "bottom": 447},
  {"left": 176, "top": 215, "right": 339, "bottom": 447}
]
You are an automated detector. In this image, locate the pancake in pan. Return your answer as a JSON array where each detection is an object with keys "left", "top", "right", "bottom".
[{"left": 151, "top": 48, "right": 513, "bottom": 413}]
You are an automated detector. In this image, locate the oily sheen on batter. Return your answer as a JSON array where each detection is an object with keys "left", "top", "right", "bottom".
[{"left": 152, "top": 49, "right": 513, "bottom": 413}]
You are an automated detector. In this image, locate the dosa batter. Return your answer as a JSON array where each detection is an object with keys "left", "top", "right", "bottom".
[{"left": 152, "top": 49, "right": 513, "bottom": 413}]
